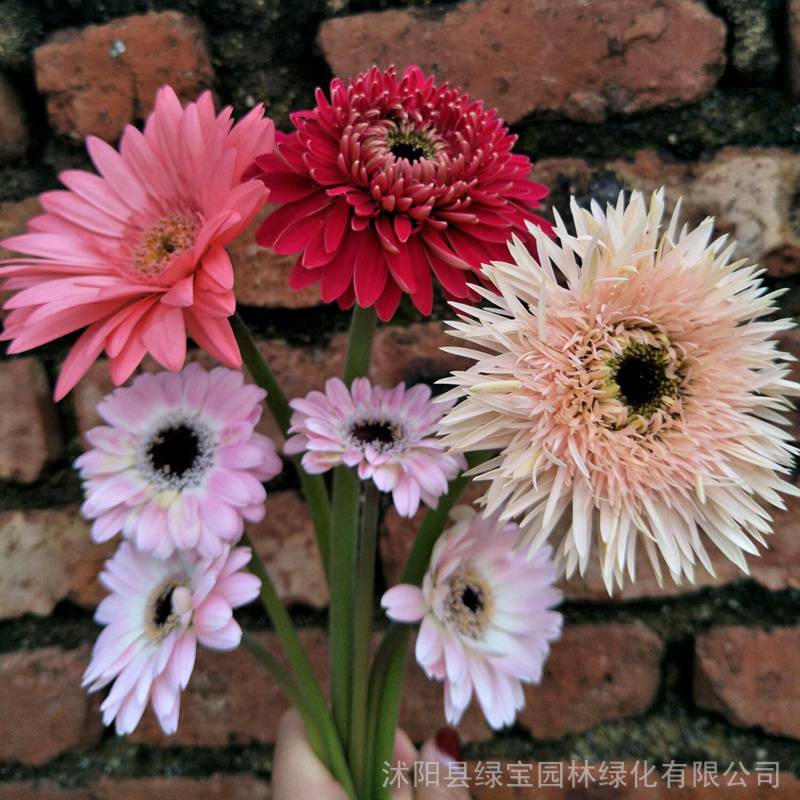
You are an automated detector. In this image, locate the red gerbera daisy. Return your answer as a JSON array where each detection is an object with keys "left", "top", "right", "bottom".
[{"left": 251, "top": 65, "right": 551, "bottom": 320}]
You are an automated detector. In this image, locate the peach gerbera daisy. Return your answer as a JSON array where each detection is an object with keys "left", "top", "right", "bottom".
[
  {"left": 439, "top": 189, "right": 800, "bottom": 592},
  {"left": 0, "top": 86, "right": 274, "bottom": 399}
]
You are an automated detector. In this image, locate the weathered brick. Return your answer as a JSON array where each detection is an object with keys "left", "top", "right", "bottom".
[
  {"left": 129, "top": 629, "right": 327, "bottom": 746},
  {"left": 0, "top": 776, "right": 269, "bottom": 800},
  {"left": 0, "top": 358, "right": 62, "bottom": 483},
  {"left": 539, "top": 148, "right": 800, "bottom": 278},
  {"left": 34, "top": 11, "right": 214, "bottom": 142},
  {"left": 0, "top": 195, "right": 40, "bottom": 260},
  {"left": 0, "top": 646, "right": 102, "bottom": 765},
  {"left": 0, "top": 73, "right": 27, "bottom": 163},
  {"left": 232, "top": 206, "right": 321, "bottom": 310},
  {"left": 94, "top": 775, "right": 270, "bottom": 800},
  {"left": 694, "top": 626, "right": 800, "bottom": 740},
  {"left": 401, "top": 623, "right": 663, "bottom": 742},
  {"left": 248, "top": 490, "right": 328, "bottom": 609},
  {"left": 0, "top": 507, "right": 115, "bottom": 619},
  {"left": 319, "top": 0, "right": 725, "bottom": 124}
]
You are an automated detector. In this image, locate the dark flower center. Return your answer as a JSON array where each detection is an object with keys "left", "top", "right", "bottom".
[
  {"left": 153, "top": 585, "right": 177, "bottom": 627},
  {"left": 386, "top": 129, "right": 435, "bottom": 163},
  {"left": 461, "top": 585, "right": 483, "bottom": 614},
  {"left": 610, "top": 343, "right": 677, "bottom": 415},
  {"left": 351, "top": 419, "right": 398, "bottom": 446},
  {"left": 147, "top": 423, "right": 200, "bottom": 478}
]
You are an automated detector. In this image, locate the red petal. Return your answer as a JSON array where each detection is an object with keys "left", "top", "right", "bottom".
[
  {"left": 374, "top": 279, "right": 402, "bottom": 322},
  {"left": 255, "top": 192, "right": 330, "bottom": 250},
  {"left": 320, "top": 233, "right": 359, "bottom": 302},
  {"left": 289, "top": 257, "right": 324, "bottom": 290},
  {"left": 354, "top": 234, "right": 388, "bottom": 307},
  {"left": 324, "top": 199, "right": 350, "bottom": 253}
]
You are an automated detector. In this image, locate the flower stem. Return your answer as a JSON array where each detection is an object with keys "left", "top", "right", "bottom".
[
  {"left": 243, "top": 632, "right": 356, "bottom": 798},
  {"left": 329, "top": 305, "right": 377, "bottom": 749},
  {"left": 366, "top": 450, "right": 493, "bottom": 799},
  {"left": 232, "top": 312, "right": 332, "bottom": 573},
  {"left": 349, "top": 480, "right": 380, "bottom": 796}
]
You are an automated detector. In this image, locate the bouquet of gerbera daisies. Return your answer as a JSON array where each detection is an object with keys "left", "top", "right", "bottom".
[{"left": 3, "top": 67, "right": 797, "bottom": 799}]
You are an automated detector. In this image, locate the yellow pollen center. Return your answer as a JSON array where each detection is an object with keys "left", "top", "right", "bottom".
[
  {"left": 132, "top": 213, "right": 196, "bottom": 278},
  {"left": 444, "top": 568, "right": 494, "bottom": 640}
]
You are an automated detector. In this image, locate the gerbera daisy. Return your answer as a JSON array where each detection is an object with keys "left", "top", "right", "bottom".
[
  {"left": 438, "top": 189, "right": 800, "bottom": 592},
  {"left": 1, "top": 86, "right": 274, "bottom": 399},
  {"left": 76, "top": 364, "right": 282, "bottom": 559},
  {"left": 251, "top": 65, "right": 551, "bottom": 321},
  {"left": 382, "top": 505, "right": 562, "bottom": 728},
  {"left": 284, "top": 377, "right": 464, "bottom": 516},
  {"left": 83, "top": 541, "right": 260, "bottom": 735}
]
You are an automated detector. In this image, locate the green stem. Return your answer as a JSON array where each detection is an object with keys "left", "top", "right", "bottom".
[
  {"left": 343, "top": 305, "right": 378, "bottom": 384},
  {"left": 232, "top": 312, "right": 332, "bottom": 574},
  {"left": 329, "top": 306, "right": 378, "bottom": 747},
  {"left": 367, "top": 450, "right": 493, "bottom": 798},
  {"left": 242, "top": 631, "right": 326, "bottom": 758},
  {"left": 349, "top": 481, "right": 380, "bottom": 796}
]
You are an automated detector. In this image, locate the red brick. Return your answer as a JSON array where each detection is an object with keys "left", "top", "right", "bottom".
[
  {"left": 0, "top": 74, "right": 27, "bottom": 162},
  {"left": 247, "top": 490, "right": 329, "bottom": 609},
  {"left": 94, "top": 775, "right": 270, "bottom": 800},
  {"left": 0, "top": 646, "right": 102, "bottom": 765},
  {"left": 0, "top": 777, "right": 269, "bottom": 800},
  {"left": 0, "top": 196, "right": 40, "bottom": 259},
  {"left": 0, "top": 507, "right": 116, "bottom": 619},
  {"left": 467, "top": 763, "right": 800, "bottom": 798},
  {"left": 129, "top": 629, "right": 327, "bottom": 746},
  {"left": 401, "top": 623, "right": 663, "bottom": 742},
  {"left": 318, "top": 0, "right": 725, "bottom": 124},
  {"left": 34, "top": 12, "right": 214, "bottom": 142},
  {"left": 232, "top": 206, "right": 321, "bottom": 310},
  {"left": 694, "top": 626, "right": 800, "bottom": 739},
  {"left": 0, "top": 358, "right": 62, "bottom": 483}
]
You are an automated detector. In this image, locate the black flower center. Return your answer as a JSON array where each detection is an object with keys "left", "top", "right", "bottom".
[
  {"left": 147, "top": 423, "right": 200, "bottom": 478},
  {"left": 351, "top": 419, "right": 397, "bottom": 446},
  {"left": 461, "top": 585, "right": 483, "bottom": 614},
  {"left": 153, "top": 585, "right": 176, "bottom": 627},
  {"left": 611, "top": 343, "right": 677, "bottom": 416},
  {"left": 386, "top": 129, "right": 435, "bottom": 163}
]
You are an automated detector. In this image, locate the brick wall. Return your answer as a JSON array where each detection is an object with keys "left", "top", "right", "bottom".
[{"left": 0, "top": 0, "right": 799, "bottom": 797}]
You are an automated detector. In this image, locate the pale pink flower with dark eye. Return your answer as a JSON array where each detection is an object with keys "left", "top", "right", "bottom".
[
  {"left": 284, "top": 377, "right": 465, "bottom": 516},
  {"left": 439, "top": 189, "right": 800, "bottom": 592},
  {"left": 382, "top": 505, "right": 562, "bottom": 729},
  {"left": 83, "top": 541, "right": 260, "bottom": 735},
  {"left": 76, "top": 363, "right": 282, "bottom": 559},
  {"left": 251, "top": 65, "right": 551, "bottom": 321},
  {"left": 0, "top": 86, "right": 275, "bottom": 399}
]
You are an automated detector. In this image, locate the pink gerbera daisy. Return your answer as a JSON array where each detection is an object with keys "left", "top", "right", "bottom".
[
  {"left": 284, "top": 377, "right": 464, "bottom": 516},
  {"left": 382, "top": 505, "right": 562, "bottom": 729},
  {"left": 83, "top": 541, "right": 260, "bottom": 735},
  {"left": 76, "top": 364, "right": 282, "bottom": 559},
  {"left": 439, "top": 189, "right": 800, "bottom": 591},
  {"left": 1, "top": 86, "right": 274, "bottom": 399},
  {"left": 251, "top": 65, "right": 551, "bottom": 321}
]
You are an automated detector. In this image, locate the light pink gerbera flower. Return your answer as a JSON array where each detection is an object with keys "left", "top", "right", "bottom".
[
  {"left": 382, "top": 505, "right": 562, "bottom": 729},
  {"left": 83, "top": 541, "right": 260, "bottom": 735},
  {"left": 251, "top": 65, "right": 551, "bottom": 321},
  {"left": 284, "top": 377, "right": 464, "bottom": 516},
  {"left": 76, "top": 363, "right": 282, "bottom": 559},
  {"left": 1, "top": 86, "right": 274, "bottom": 399},
  {"left": 439, "top": 189, "right": 800, "bottom": 592}
]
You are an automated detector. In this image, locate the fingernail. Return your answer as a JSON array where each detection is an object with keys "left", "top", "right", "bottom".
[{"left": 434, "top": 726, "right": 462, "bottom": 763}]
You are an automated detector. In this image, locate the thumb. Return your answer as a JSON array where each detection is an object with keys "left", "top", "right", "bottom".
[
  {"left": 416, "top": 728, "right": 471, "bottom": 800},
  {"left": 271, "top": 709, "right": 348, "bottom": 800}
]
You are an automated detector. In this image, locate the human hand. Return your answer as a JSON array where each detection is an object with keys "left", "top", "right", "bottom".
[{"left": 272, "top": 709, "right": 471, "bottom": 799}]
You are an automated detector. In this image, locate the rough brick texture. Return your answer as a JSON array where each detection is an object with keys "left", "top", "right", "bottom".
[
  {"left": 319, "top": 0, "right": 725, "bottom": 123},
  {"left": 0, "top": 358, "right": 61, "bottom": 483},
  {"left": 34, "top": 12, "right": 214, "bottom": 141},
  {"left": 0, "top": 507, "right": 115, "bottom": 619},
  {"left": 0, "top": 74, "right": 27, "bottom": 163},
  {"left": 0, "top": 646, "right": 102, "bottom": 765},
  {"left": 694, "top": 626, "right": 800, "bottom": 739}
]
